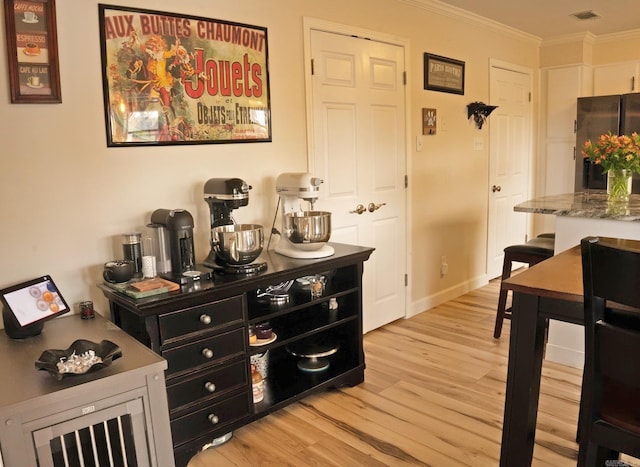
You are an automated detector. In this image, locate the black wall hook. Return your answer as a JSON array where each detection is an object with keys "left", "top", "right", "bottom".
[{"left": 467, "top": 102, "right": 498, "bottom": 129}]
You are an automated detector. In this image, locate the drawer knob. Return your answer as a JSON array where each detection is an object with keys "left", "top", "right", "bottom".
[
  {"left": 202, "top": 348, "right": 214, "bottom": 359},
  {"left": 205, "top": 382, "right": 216, "bottom": 393},
  {"left": 200, "top": 314, "right": 212, "bottom": 325},
  {"left": 208, "top": 414, "right": 219, "bottom": 425}
]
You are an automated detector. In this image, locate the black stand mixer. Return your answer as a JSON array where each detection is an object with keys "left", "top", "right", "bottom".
[
  {"left": 149, "top": 208, "right": 212, "bottom": 284},
  {"left": 203, "top": 178, "right": 267, "bottom": 275}
]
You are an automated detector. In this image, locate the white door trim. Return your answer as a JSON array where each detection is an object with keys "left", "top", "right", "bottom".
[
  {"left": 302, "top": 17, "right": 411, "bottom": 320},
  {"left": 487, "top": 58, "right": 535, "bottom": 278}
]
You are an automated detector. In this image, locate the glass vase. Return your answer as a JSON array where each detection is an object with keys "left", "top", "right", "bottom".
[{"left": 607, "top": 169, "right": 632, "bottom": 203}]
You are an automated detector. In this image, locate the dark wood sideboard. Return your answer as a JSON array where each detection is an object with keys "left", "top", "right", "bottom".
[{"left": 99, "top": 242, "right": 374, "bottom": 466}]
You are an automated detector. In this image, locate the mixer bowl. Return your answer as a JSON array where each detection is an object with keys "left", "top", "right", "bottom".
[
  {"left": 212, "top": 224, "right": 264, "bottom": 265},
  {"left": 283, "top": 211, "right": 331, "bottom": 251}
]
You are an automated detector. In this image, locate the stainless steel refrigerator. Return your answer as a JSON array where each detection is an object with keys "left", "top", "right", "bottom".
[{"left": 574, "top": 93, "right": 640, "bottom": 193}]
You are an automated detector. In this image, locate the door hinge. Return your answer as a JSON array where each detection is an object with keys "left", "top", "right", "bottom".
[
  {"left": 404, "top": 274, "right": 408, "bottom": 287},
  {"left": 404, "top": 175, "right": 408, "bottom": 188},
  {"left": 403, "top": 71, "right": 407, "bottom": 85},
  {"left": 528, "top": 92, "right": 531, "bottom": 102},
  {"left": 574, "top": 119, "right": 577, "bottom": 134},
  {"left": 311, "top": 59, "right": 315, "bottom": 76},
  {"left": 573, "top": 146, "right": 576, "bottom": 160}
]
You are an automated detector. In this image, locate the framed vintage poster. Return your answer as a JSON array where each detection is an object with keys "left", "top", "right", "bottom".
[
  {"left": 3, "top": 0, "right": 61, "bottom": 103},
  {"left": 98, "top": 4, "right": 272, "bottom": 146},
  {"left": 423, "top": 53, "right": 465, "bottom": 95}
]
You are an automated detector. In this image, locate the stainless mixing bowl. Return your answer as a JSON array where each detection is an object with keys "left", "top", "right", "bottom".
[
  {"left": 283, "top": 211, "right": 331, "bottom": 251},
  {"left": 212, "top": 224, "right": 264, "bottom": 265}
]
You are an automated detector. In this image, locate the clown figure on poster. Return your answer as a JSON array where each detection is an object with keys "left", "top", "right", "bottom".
[{"left": 143, "top": 35, "right": 178, "bottom": 120}]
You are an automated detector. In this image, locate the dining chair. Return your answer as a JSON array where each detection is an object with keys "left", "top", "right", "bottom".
[
  {"left": 493, "top": 235, "right": 555, "bottom": 338},
  {"left": 579, "top": 236, "right": 640, "bottom": 466}
]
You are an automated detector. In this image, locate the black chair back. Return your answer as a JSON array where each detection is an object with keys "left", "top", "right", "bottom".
[{"left": 580, "top": 236, "right": 640, "bottom": 466}]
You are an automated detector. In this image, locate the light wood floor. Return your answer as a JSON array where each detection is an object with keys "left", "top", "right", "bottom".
[{"left": 185, "top": 279, "right": 610, "bottom": 466}]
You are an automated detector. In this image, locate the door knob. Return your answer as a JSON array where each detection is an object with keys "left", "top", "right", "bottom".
[
  {"left": 350, "top": 204, "right": 366, "bottom": 214},
  {"left": 492, "top": 185, "right": 502, "bottom": 192},
  {"left": 368, "top": 202, "right": 386, "bottom": 212}
]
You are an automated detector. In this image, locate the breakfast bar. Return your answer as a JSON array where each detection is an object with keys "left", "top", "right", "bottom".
[{"left": 514, "top": 192, "right": 640, "bottom": 368}]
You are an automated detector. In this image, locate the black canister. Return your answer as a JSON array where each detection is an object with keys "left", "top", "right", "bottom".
[{"left": 122, "top": 233, "right": 142, "bottom": 277}]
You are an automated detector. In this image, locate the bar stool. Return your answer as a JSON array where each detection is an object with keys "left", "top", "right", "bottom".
[{"left": 493, "top": 236, "right": 555, "bottom": 338}]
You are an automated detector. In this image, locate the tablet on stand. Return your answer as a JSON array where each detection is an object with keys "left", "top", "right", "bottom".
[{"left": 0, "top": 275, "right": 70, "bottom": 339}]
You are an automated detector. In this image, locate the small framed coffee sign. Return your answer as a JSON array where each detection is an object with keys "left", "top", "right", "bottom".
[{"left": 3, "top": 0, "right": 62, "bottom": 103}]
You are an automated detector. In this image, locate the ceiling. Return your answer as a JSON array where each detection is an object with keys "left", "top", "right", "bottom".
[{"left": 433, "top": 0, "right": 640, "bottom": 40}]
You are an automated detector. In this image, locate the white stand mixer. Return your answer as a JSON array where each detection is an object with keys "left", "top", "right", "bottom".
[{"left": 272, "top": 173, "right": 335, "bottom": 259}]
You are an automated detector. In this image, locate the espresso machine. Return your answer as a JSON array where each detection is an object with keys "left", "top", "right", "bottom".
[
  {"left": 272, "top": 173, "right": 334, "bottom": 259},
  {"left": 203, "top": 178, "right": 267, "bottom": 274},
  {"left": 149, "top": 208, "right": 212, "bottom": 284}
]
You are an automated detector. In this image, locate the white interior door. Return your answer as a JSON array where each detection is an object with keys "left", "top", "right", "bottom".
[
  {"left": 308, "top": 29, "right": 407, "bottom": 333},
  {"left": 487, "top": 64, "right": 532, "bottom": 278}
]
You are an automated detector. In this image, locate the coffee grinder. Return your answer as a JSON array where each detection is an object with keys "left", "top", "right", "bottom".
[
  {"left": 203, "top": 178, "right": 267, "bottom": 274},
  {"left": 149, "top": 208, "right": 212, "bottom": 284}
]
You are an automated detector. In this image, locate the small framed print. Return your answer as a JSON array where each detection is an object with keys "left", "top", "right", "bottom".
[
  {"left": 3, "top": 0, "right": 62, "bottom": 103},
  {"left": 424, "top": 53, "right": 464, "bottom": 95},
  {"left": 422, "top": 108, "right": 437, "bottom": 135}
]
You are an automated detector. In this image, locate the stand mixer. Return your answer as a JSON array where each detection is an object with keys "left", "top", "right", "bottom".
[
  {"left": 273, "top": 173, "right": 334, "bottom": 259},
  {"left": 203, "top": 178, "right": 267, "bottom": 274}
]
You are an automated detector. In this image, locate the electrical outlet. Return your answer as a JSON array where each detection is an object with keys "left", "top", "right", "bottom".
[{"left": 440, "top": 255, "right": 448, "bottom": 276}]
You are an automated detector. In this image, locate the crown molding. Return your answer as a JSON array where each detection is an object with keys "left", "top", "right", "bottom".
[
  {"left": 397, "top": 0, "right": 542, "bottom": 45},
  {"left": 541, "top": 32, "right": 596, "bottom": 47},
  {"left": 541, "top": 28, "right": 640, "bottom": 46},
  {"left": 593, "top": 28, "right": 640, "bottom": 44}
]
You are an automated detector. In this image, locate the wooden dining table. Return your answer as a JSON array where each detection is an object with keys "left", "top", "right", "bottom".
[
  {"left": 499, "top": 243, "right": 586, "bottom": 466},
  {"left": 499, "top": 237, "right": 640, "bottom": 465}
]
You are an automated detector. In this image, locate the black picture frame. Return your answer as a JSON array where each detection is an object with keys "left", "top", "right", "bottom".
[
  {"left": 423, "top": 53, "right": 465, "bottom": 95},
  {"left": 98, "top": 4, "right": 271, "bottom": 147}
]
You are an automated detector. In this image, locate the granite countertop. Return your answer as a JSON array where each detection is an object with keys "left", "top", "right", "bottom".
[{"left": 514, "top": 192, "right": 640, "bottom": 221}]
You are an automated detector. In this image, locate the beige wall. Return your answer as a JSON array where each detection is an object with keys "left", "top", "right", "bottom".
[{"left": 0, "top": 0, "right": 540, "bottom": 319}]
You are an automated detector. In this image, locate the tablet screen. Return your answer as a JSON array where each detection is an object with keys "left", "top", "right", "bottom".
[{"left": 0, "top": 276, "right": 70, "bottom": 327}]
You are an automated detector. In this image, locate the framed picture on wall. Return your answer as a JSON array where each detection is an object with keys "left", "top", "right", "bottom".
[
  {"left": 98, "top": 4, "right": 272, "bottom": 147},
  {"left": 3, "top": 0, "right": 62, "bottom": 103},
  {"left": 423, "top": 53, "right": 465, "bottom": 95}
]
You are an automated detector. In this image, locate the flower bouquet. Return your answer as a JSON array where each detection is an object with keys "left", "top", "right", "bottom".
[{"left": 582, "top": 132, "right": 640, "bottom": 202}]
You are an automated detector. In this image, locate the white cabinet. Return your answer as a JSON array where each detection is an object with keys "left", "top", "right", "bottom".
[
  {"left": 542, "top": 66, "right": 592, "bottom": 192},
  {"left": 538, "top": 65, "right": 592, "bottom": 233},
  {"left": 593, "top": 61, "right": 639, "bottom": 95}
]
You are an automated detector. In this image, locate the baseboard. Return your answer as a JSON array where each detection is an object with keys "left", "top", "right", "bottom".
[
  {"left": 408, "top": 274, "right": 489, "bottom": 319},
  {"left": 545, "top": 344, "right": 584, "bottom": 369}
]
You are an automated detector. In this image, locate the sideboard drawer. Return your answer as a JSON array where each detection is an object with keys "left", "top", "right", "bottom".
[
  {"left": 162, "top": 328, "right": 246, "bottom": 377},
  {"left": 170, "top": 391, "right": 251, "bottom": 447},
  {"left": 166, "top": 360, "right": 248, "bottom": 413},
  {"left": 158, "top": 295, "right": 244, "bottom": 344}
]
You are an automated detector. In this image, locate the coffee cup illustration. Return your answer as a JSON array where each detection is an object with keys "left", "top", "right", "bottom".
[
  {"left": 24, "top": 43, "right": 40, "bottom": 55},
  {"left": 27, "top": 75, "right": 40, "bottom": 87},
  {"left": 23, "top": 11, "right": 38, "bottom": 22}
]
